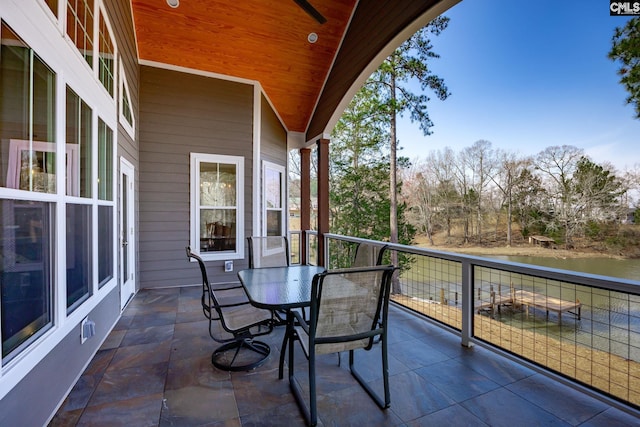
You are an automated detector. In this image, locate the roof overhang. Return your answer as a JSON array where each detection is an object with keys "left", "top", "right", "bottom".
[{"left": 131, "top": 0, "right": 460, "bottom": 144}]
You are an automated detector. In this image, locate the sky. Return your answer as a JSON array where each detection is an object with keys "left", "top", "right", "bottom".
[{"left": 396, "top": 0, "right": 640, "bottom": 171}]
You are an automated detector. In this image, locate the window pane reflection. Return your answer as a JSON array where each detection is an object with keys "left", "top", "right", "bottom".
[
  {"left": 98, "top": 206, "right": 113, "bottom": 288},
  {"left": 66, "top": 203, "right": 91, "bottom": 312},
  {"left": 0, "top": 200, "right": 53, "bottom": 360}
]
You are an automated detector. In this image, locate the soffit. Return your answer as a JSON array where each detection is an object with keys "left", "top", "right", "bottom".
[{"left": 131, "top": 0, "right": 357, "bottom": 133}]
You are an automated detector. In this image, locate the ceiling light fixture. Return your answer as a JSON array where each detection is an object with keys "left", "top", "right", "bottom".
[
  {"left": 307, "top": 32, "right": 318, "bottom": 44},
  {"left": 167, "top": 0, "right": 179, "bottom": 8}
]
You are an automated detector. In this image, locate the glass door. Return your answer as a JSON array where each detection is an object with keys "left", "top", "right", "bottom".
[{"left": 119, "top": 158, "right": 135, "bottom": 309}]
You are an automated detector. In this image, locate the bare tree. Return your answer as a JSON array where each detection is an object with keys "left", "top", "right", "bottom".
[
  {"left": 489, "top": 150, "right": 532, "bottom": 246},
  {"left": 534, "top": 145, "right": 584, "bottom": 248},
  {"left": 402, "top": 159, "right": 438, "bottom": 244},
  {"left": 462, "top": 140, "right": 495, "bottom": 242},
  {"left": 430, "top": 148, "right": 460, "bottom": 240}
]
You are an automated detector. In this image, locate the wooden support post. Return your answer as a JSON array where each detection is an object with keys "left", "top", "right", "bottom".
[
  {"left": 316, "top": 138, "right": 330, "bottom": 267},
  {"left": 300, "top": 147, "right": 311, "bottom": 264}
]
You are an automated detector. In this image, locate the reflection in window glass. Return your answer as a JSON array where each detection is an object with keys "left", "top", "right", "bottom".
[
  {"left": 0, "top": 200, "right": 54, "bottom": 360},
  {"left": 98, "top": 119, "right": 113, "bottom": 201},
  {"left": 98, "top": 205, "right": 113, "bottom": 288},
  {"left": 66, "top": 86, "right": 92, "bottom": 197},
  {"left": 199, "top": 162, "right": 237, "bottom": 252},
  {"left": 0, "top": 22, "right": 57, "bottom": 193},
  {"left": 98, "top": 10, "right": 114, "bottom": 97},
  {"left": 66, "top": 203, "right": 91, "bottom": 312},
  {"left": 66, "top": 0, "right": 94, "bottom": 67},
  {"left": 121, "top": 77, "right": 133, "bottom": 128}
]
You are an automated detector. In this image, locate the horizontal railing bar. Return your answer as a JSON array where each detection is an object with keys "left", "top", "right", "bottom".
[{"left": 322, "top": 232, "right": 640, "bottom": 295}]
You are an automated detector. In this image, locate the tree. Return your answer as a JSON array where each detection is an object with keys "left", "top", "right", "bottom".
[
  {"left": 462, "top": 140, "right": 495, "bottom": 242},
  {"left": 489, "top": 150, "right": 532, "bottom": 246},
  {"left": 573, "top": 157, "right": 626, "bottom": 224},
  {"left": 366, "top": 17, "right": 450, "bottom": 289},
  {"left": 329, "top": 83, "right": 415, "bottom": 265},
  {"left": 609, "top": 17, "right": 640, "bottom": 119},
  {"left": 534, "top": 145, "right": 584, "bottom": 247},
  {"left": 402, "top": 160, "right": 438, "bottom": 245}
]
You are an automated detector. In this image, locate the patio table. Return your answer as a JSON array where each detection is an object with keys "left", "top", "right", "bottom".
[{"left": 237, "top": 265, "right": 325, "bottom": 377}]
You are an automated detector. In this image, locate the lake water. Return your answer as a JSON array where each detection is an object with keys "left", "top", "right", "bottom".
[{"left": 487, "top": 255, "right": 640, "bottom": 282}]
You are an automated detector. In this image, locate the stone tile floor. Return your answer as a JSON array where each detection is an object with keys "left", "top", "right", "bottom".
[{"left": 50, "top": 286, "right": 640, "bottom": 426}]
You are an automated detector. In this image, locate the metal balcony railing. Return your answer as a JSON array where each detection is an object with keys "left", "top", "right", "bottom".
[{"left": 290, "top": 231, "right": 640, "bottom": 410}]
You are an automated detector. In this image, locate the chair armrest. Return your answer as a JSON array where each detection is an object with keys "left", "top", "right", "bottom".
[{"left": 209, "top": 282, "right": 243, "bottom": 291}]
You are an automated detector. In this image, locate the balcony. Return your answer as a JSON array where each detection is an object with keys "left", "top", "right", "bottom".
[{"left": 50, "top": 235, "right": 640, "bottom": 426}]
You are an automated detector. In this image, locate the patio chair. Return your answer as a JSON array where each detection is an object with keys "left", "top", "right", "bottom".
[
  {"left": 287, "top": 265, "right": 395, "bottom": 426},
  {"left": 186, "top": 246, "right": 274, "bottom": 371},
  {"left": 247, "top": 236, "right": 290, "bottom": 268},
  {"left": 351, "top": 242, "right": 388, "bottom": 267}
]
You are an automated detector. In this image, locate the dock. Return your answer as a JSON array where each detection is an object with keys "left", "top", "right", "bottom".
[
  {"left": 475, "top": 284, "right": 581, "bottom": 323},
  {"left": 512, "top": 289, "right": 581, "bottom": 322}
]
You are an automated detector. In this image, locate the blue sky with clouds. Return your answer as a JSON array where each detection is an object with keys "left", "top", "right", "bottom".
[{"left": 397, "top": 0, "right": 639, "bottom": 171}]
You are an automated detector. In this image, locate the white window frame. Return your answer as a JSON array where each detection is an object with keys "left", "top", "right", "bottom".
[
  {"left": 96, "top": 3, "right": 116, "bottom": 99},
  {"left": 118, "top": 61, "right": 135, "bottom": 138},
  {"left": 262, "top": 161, "right": 286, "bottom": 237},
  {"left": 190, "top": 153, "right": 244, "bottom": 261},
  {"left": 0, "top": 3, "right": 119, "bottom": 398}
]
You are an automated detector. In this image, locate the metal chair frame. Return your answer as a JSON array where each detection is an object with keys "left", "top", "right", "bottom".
[
  {"left": 286, "top": 265, "right": 395, "bottom": 426},
  {"left": 186, "top": 246, "right": 274, "bottom": 371}
]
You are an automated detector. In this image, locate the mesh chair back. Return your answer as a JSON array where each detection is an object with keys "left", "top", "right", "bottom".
[
  {"left": 247, "top": 236, "right": 290, "bottom": 268},
  {"left": 351, "top": 243, "right": 388, "bottom": 267},
  {"left": 310, "top": 265, "right": 393, "bottom": 355}
]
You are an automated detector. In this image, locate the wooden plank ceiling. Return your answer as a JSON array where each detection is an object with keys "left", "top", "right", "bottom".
[{"left": 131, "top": 0, "right": 357, "bottom": 134}]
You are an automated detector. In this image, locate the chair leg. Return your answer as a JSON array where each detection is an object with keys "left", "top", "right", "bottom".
[
  {"left": 288, "top": 330, "right": 318, "bottom": 426},
  {"left": 309, "top": 350, "right": 318, "bottom": 426},
  {"left": 348, "top": 337, "right": 390, "bottom": 409}
]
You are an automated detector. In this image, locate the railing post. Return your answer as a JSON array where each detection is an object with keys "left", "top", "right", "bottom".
[{"left": 461, "top": 260, "right": 474, "bottom": 348}]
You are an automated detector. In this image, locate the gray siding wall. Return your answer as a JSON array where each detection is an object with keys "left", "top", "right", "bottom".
[
  {"left": 259, "top": 95, "right": 288, "bottom": 234},
  {"left": 0, "top": 290, "right": 121, "bottom": 426},
  {"left": 139, "top": 66, "right": 254, "bottom": 288},
  {"left": 260, "top": 94, "right": 287, "bottom": 164},
  {"left": 0, "top": 2, "right": 140, "bottom": 425}
]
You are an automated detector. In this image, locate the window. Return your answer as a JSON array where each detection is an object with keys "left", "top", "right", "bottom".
[
  {"left": 98, "top": 9, "right": 115, "bottom": 97},
  {"left": 263, "top": 162, "right": 285, "bottom": 236},
  {"left": 0, "top": 22, "right": 56, "bottom": 361},
  {"left": 98, "top": 119, "right": 113, "bottom": 201},
  {"left": 0, "top": 200, "right": 54, "bottom": 360},
  {"left": 1, "top": 24, "right": 57, "bottom": 193},
  {"left": 66, "top": 0, "right": 94, "bottom": 68},
  {"left": 66, "top": 86, "right": 92, "bottom": 197},
  {"left": 191, "top": 153, "right": 244, "bottom": 260},
  {"left": 66, "top": 203, "right": 91, "bottom": 313},
  {"left": 119, "top": 62, "right": 135, "bottom": 138}
]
